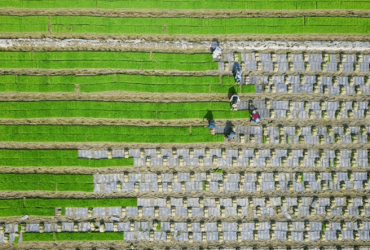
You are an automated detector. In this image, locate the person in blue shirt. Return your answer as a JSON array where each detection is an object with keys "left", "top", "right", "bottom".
[
  {"left": 207, "top": 119, "right": 216, "bottom": 135},
  {"left": 224, "top": 122, "right": 236, "bottom": 141}
]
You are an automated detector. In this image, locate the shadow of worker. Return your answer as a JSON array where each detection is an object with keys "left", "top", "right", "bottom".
[
  {"left": 227, "top": 86, "right": 237, "bottom": 100},
  {"left": 203, "top": 110, "right": 214, "bottom": 121}
]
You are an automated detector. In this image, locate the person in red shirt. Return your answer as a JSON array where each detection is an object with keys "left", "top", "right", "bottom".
[{"left": 250, "top": 110, "right": 261, "bottom": 124}]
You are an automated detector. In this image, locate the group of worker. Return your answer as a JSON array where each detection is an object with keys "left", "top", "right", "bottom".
[
  {"left": 209, "top": 39, "right": 261, "bottom": 141},
  {"left": 207, "top": 95, "right": 261, "bottom": 141}
]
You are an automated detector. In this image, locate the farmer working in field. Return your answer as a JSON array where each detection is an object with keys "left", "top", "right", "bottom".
[
  {"left": 224, "top": 121, "right": 236, "bottom": 141},
  {"left": 229, "top": 93, "right": 240, "bottom": 111},
  {"left": 249, "top": 103, "right": 261, "bottom": 124},
  {"left": 207, "top": 119, "right": 216, "bottom": 135}
]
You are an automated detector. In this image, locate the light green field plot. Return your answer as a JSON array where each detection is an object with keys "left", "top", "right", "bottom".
[
  {"left": 1, "top": 0, "right": 370, "bottom": 10},
  {"left": 0, "top": 198, "right": 137, "bottom": 217},
  {"left": 0, "top": 174, "right": 93, "bottom": 192},
  {"left": 0, "top": 75, "right": 255, "bottom": 93},
  {"left": 0, "top": 125, "right": 225, "bottom": 143},
  {"left": 23, "top": 232, "right": 123, "bottom": 242},
  {"left": 0, "top": 101, "right": 250, "bottom": 120},
  {"left": 1, "top": 16, "right": 370, "bottom": 34},
  {"left": 0, "top": 52, "right": 217, "bottom": 71},
  {"left": 0, "top": 150, "right": 134, "bottom": 167}
]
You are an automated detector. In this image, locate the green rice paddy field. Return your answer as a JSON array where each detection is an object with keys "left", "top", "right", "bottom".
[
  {"left": 0, "top": 174, "right": 93, "bottom": 192},
  {"left": 0, "top": 75, "right": 254, "bottom": 93},
  {"left": 0, "top": 198, "right": 137, "bottom": 217},
  {"left": 0, "top": 101, "right": 249, "bottom": 119},
  {"left": 0, "top": 0, "right": 367, "bottom": 245},
  {"left": 0, "top": 149, "right": 134, "bottom": 167},
  {"left": 1, "top": 16, "right": 370, "bottom": 34},
  {"left": 0, "top": 125, "right": 224, "bottom": 143},
  {"left": 0, "top": 0, "right": 367, "bottom": 9}
]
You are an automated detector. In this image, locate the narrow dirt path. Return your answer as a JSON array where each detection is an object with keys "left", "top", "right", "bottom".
[
  {"left": 1, "top": 142, "right": 369, "bottom": 150},
  {"left": 0, "top": 92, "right": 368, "bottom": 102},
  {"left": 2, "top": 8, "right": 370, "bottom": 18},
  {"left": 0, "top": 117, "right": 369, "bottom": 127}
]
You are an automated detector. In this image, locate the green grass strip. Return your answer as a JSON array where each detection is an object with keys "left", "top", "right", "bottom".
[
  {"left": 1, "top": 0, "right": 370, "bottom": 10},
  {"left": 1, "top": 16, "right": 370, "bottom": 34},
  {"left": 0, "top": 198, "right": 137, "bottom": 217},
  {"left": 0, "top": 101, "right": 250, "bottom": 119},
  {"left": 0, "top": 52, "right": 216, "bottom": 71},
  {"left": 0, "top": 174, "right": 93, "bottom": 192},
  {"left": 0, "top": 125, "right": 224, "bottom": 143},
  {"left": 0, "top": 75, "right": 255, "bottom": 94},
  {"left": 23, "top": 232, "right": 123, "bottom": 242},
  {"left": 0, "top": 149, "right": 134, "bottom": 167}
]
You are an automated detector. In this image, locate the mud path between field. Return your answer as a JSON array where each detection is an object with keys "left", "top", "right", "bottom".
[
  {"left": 1, "top": 142, "right": 369, "bottom": 150},
  {"left": 2, "top": 8, "right": 370, "bottom": 18},
  {"left": 1, "top": 68, "right": 369, "bottom": 78},
  {"left": 2, "top": 33, "right": 370, "bottom": 42},
  {"left": 0, "top": 189, "right": 369, "bottom": 199},
  {"left": 0, "top": 118, "right": 369, "bottom": 127},
  {"left": 2, "top": 38, "right": 370, "bottom": 53},
  {"left": 0, "top": 215, "right": 367, "bottom": 228},
  {"left": 0, "top": 92, "right": 368, "bottom": 102},
  {"left": 0, "top": 165, "right": 367, "bottom": 175},
  {"left": 3, "top": 240, "right": 369, "bottom": 250}
]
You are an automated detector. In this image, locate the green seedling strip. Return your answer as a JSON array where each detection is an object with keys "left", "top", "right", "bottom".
[
  {"left": 0, "top": 198, "right": 137, "bottom": 217},
  {"left": 0, "top": 149, "right": 134, "bottom": 167},
  {"left": 0, "top": 101, "right": 250, "bottom": 120},
  {"left": 0, "top": 125, "right": 224, "bottom": 143},
  {"left": 1, "top": 16, "right": 370, "bottom": 34},
  {"left": 1, "top": 1, "right": 370, "bottom": 10},
  {"left": 0, "top": 174, "right": 93, "bottom": 192},
  {"left": 0, "top": 75, "right": 255, "bottom": 93},
  {"left": 0, "top": 52, "right": 217, "bottom": 71},
  {"left": 23, "top": 232, "right": 124, "bottom": 242}
]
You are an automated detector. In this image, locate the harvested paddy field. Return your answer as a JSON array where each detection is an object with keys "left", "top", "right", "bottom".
[{"left": 0, "top": 1, "right": 370, "bottom": 250}]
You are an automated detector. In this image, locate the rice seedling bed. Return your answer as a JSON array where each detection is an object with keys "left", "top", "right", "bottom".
[
  {"left": 0, "top": 198, "right": 137, "bottom": 217},
  {"left": 0, "top": 51, "right": 217, "bottom": 71},
  {"left": 0, "top": 149, "right": 134, "bottom": 167},
  {"left": 1, "top": 0, "right": 370, "bottom": 10},
  {"left": 0, "top": 101, "right": 250, "bottom": 120},
  {"left": 0, "top": 125, "right": 224, "bottom": 143},
  {"left": 0, "top": 174, "right": 93, "bottom": 192},
  {"left": 0, "top": 75, "right": 254, "bottom": 93}
]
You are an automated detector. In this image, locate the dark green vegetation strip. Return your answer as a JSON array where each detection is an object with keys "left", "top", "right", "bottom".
[
  {"left": 0, "top": 75, "right": 255, "bottom": 94},
  {"left": 0, "top": 150, "right": 134, "bottom": 167},
  {"left": 0, "top": 101, "right": 250, "bottom": 120},
  {"left": 0, "top": 52, "right": 216, "bottom": 71},
  {"left": 1, "top": 16, "right": 370, "bottom": 34},
  {"left": 23, "top": 232, "right": 123, "bottom": 242},
  {"left": 0, "top": 125, "right": 224, "bottom": 143},
  {"left": 0, "top": 198, "right": 137, "bottom": 217},
  {"left": 1, "top": 0, "right": 370, "bottom": 10},
  {"left": 0, "top": 174, "right": 93, "bottom": 192}
]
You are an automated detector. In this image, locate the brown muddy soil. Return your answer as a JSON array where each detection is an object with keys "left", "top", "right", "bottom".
[
  {"left": 0, "top": 117, "right": 369, "bottom": 128},
  {"left": 3, "top": 240, "right": 369, "bottom": 250},
  {"left": 0, "top": 92, "right": 368, "bottom": 102},
  {"left": 0, "top": 165, "right": 367, "bottom": 175},
  {"left": 1, "top": 33, "right": 370, "bottom": 42},
  {"left": 2, "top": 8, "right": 370, "bottom": 18},
  {"left": 1, "top": 189, "right": 368, "bottom": 200},
  {"left": 1, "top": 142, "right": 369, "bottom": 150}
]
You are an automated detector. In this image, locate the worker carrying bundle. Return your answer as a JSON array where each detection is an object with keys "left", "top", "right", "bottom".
[
  {"left": 232, "top": 62, "right": 243, "bottom": 83},
  {"left": 229, "top": 94, "right": 240, "bottom": 111},
  {"left": 211, "top": 39, "right": 222, "bottom": 60}
]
